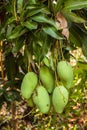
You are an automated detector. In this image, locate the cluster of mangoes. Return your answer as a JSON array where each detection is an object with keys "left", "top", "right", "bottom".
[{"left": 21, "top": 61, "right": 73, "bottom": 114}]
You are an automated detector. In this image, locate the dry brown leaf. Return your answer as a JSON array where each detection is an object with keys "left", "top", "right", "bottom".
[{"left": 56, "top": 12, "right": 69, "bottom": 40}]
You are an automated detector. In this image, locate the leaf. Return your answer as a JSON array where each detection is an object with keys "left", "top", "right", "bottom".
[
  {"left": 0, "top": 17, "right": 15, "bottom": 40},
  {"left": 12, "top": 37, "right": 24, "bottom": 53},
  {"left": 62, "top": 0, "right": 87, "bottom": 23},
  {"left": 31, "top": 14, "right": 57, "bottom": 29},
  {"left": 26, "top": 8, "right": 44, "bottom": 17},
  {"left": 56, "top": 12, "right": 68, "bottom": 29},
  {"left": 43, "top": 56, "right": 50, "bottom": 67},
  {"left": 26, "top": 6, "right": 50, "bottom": 17},
  {"left": 17, "top": 0, "right": 23, "bottom": 13},
  {"left": 33, "top": 31, "right": 50, "bottom": 63},
  {"left": 76, "top": 61, "right": 87, "bottom": 71},
  {"left": 0, "top": 88, "right": 4, "bottom": 96},
  {"left": 82, "top": 35, "right": 87, "bottom": 57},
  {"left": 55, "top": 0, "right": 64, "bottom": 12},
  {"left": 69, "top": 27, "right": 82, "bottom": 47},
  {"left": 28, "top": 0, "right": 36, "bottom": 4},
  {"left": 6, "top": 24, "right": 15, "bottom": 37},
  {"left": 8, "top": 25, "right": 27, "bottom": 39},
  {"left": 5, "top": 4, "right": 14, "bottom": 14},
  {"left": 56, "top": 12, "right": 69, "bottom": 39},
  {"left": 7, "top": 16, "right": 15, "bottom": 24},
  {"left": 16, "top": 53, "right": 28, "bottom": 73},
  {"left": 65, "top": 12, "right": 86, "bottom": 23},
  {"left": 26, "top": 4, "right": 50, "bottom": 14},
  {"left": 23, "top": 21, "right": 37, "bottom": 30},
  {"left": 19, "top": 0, "right": 39, "bottom": 19},
  {"left": 64, "top": 0, "right": 87, "bottom": 11},
  {"left": 43, "top": 26, "right": 63, "bottom": 39}
]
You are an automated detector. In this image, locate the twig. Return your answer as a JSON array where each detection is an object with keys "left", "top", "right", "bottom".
[
  {"left": 12, "top": 101, "right": 18, "bottom": 130},
  {"left": 0, "top": 41, "right": 4, "bottom": 83},
  {"left": 13, "top": 0, "right": 18, "bottom": 22}
]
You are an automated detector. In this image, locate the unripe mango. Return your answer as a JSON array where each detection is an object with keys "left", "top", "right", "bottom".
[
  {"left": 27, "top": 97, "right": 34, "bottom": 107},
  {"left": 21, "top": 72, "right": 38, "bottom": 99},
  {"left": 33, "top": 86, "right": 50, "bottom": 114},
  {"left": 57, "top": 61, "right": 73, "bottom": 89},
  {"left": 52, "top": 86, "right": 69, "bottom": 113},
  {"left": 39, "top": 66, "right": 55, "bottom": 93}
]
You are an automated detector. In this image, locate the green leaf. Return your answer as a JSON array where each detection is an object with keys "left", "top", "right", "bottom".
[
  {"left": 43, "top": 56, "right": 50, "bottom": 67},
  {"left": 5, "top": 4, "right": 14, "bottom": 14},
  {"left": 7, "top": 16, "right": 15, "bottom": 24},
  {"left": 23, "top": 21, "right": 37, "bottom": 30},
  {"left": 17, "top": 0, "right": 23, "bottom": 13},
  {"left": 26, "top": 6, "right": 50, "bottom": 17},
  {"left": 64, "top": 0, "right": 87, "bottom": 11},
  {"left": 43, "top": 26, "right": 63, "bottom": 39},
  {"left": 12, "top": 37, "right": 24, "bottom": 53},
  {"left": 26, "top": 8, "right": 43, "bottom": 17},
  {"left": 55, "top": 0, "right": 64, "bottom": 12},
  {"left": 69, "top": 27, "right": 82, "bottom": 47},
  {"left": 28, "top": 0, "right": 36, "bottom": 4},
  {"left": 31, "top": 14, "right": 57, "bottom": 29},
  {"left": 6, "top": 24, "right": 15, "bottom": 37},
  {"left": 64, "top": 12, "right": 86, "bottom": 23},
  {"left": 0, "top": 88, "right": 4, "bottom": 96},
  {"left": 76, "top": 61, "right": 87, "bottom": 71},
  {"left": 62, "top": 0, "right": 87, "bottom": 23},
  {"left": 8, "top": 25, "right": 27, "bottom": 39},
  {"left": 16, "top": 53, "right": 28, "bottom": 73},
  {"left": 82, "top": 35, "right": 87, "bottom": 57},
  {"left": 26, "top": 4, "right": 50, "bottom": 14},
  {"left": 33, "top": 31, "right": 50, "bottom": 63}
]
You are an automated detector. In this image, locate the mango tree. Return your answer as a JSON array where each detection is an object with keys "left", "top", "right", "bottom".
[{"left": 0, "top": 0, "right": 87, "bottom": 129}]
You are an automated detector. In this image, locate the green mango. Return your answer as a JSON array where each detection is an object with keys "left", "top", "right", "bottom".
[
  {"left": 57, "top": 61, "right": 73, "bottom": 89},
  {"left": 52, "top": 86, "right": 69, "bottom": 114},
  {"left": 21, "top": 72, "right": 38, "bottom": 99},
  {"left": 27, "top": 97, "right": 34, "bottom": 107},
  {"left": 63, "top": 80, "right": 73, "bottom": 89},
  {"left": 33, "top": 85, "right": 50, "bottom": 114},
  {"left": 39, "top": 66, "right": 55, "bottom": 93}
]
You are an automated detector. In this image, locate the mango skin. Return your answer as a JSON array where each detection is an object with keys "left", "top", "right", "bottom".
[
  {"left": 33, "top": 86, "right": 50, "bottom": 114},
  {"left": 52, "top": 86, "right": 69, "bottom": 114},
  {"left": 57, "top": 61, "right": 73, "bottom": 89},
  {"left": 27, "top": 97, "right": 34, "bottom": 107},
  {"left": 21, "top": 72, "right": 38, "bottom": 99},
  {"left": 39, "top": 66, "right": 55, "bottom": 93}
]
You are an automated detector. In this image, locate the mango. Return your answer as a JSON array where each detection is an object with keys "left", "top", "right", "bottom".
[
  {"left": 39, "top": 66, "right": 55, "bottom": 93},
  {"left": 57, "top": 61, "right": 73, "bottom": 89},
  {"left": 33, "top": 85, "right": 50, "bottom": 114},
  {"left": 52, "top": 86, "right": 69, "bottom": 114},
  {"left": 27, "top": 97, "right": 34, "bottom": 107},
  {"left": 21, "top": 72, "right": 38, "bottom": 99}
]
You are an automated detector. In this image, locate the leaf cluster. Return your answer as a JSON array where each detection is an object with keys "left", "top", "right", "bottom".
[{"left": 0, "top": 0, "right": 87, "bottom": 109}]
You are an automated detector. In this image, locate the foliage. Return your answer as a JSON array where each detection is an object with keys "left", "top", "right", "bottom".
[{"left": 0, "top": 0, "right": 87, "bottom": 129}]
